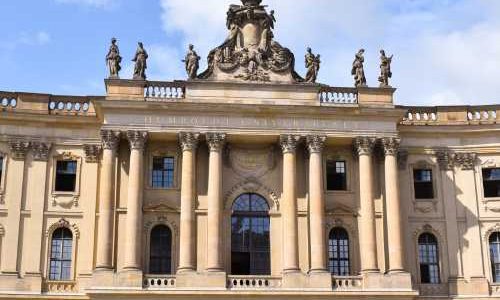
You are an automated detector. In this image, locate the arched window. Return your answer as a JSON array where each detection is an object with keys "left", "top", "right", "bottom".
[
  {"left": 489, "top": 232, "right": 500, "bottom": 282},
  {"left": 328, "top": 227, "right": 350, "bottom": 276},
  {"left": 418, "top": 233, "right": 440, "bottom": 284},
  {"left": 149, "top": 225, "right": 172, "bottom": 274},
  {"left": 231, "top": 193, "right": 270, "bottom": 275},
  {"left": 49, "top": 227, "right": 73, "bottom": 281}
]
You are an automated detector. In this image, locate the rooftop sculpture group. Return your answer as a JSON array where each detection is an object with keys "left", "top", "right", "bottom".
[{"left": 105, "top": 0, "right": 394, "bottom": 88}]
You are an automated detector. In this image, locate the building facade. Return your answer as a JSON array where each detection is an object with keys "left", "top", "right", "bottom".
[{"left": 1, "top": 1, "right": 500, "bottom": 299}]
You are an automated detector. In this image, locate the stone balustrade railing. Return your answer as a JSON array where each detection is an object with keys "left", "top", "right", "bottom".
[
  {"left": 0, "top": 93, "right": 18, "bottom": 110},
  {"left": 227, "top": 275, "right": 282, "bottom": 290},
  {"left": 401, "top": 105, "right": 499, "bottom": 126},
  {"left": 318, "top": 87, "right": 358, "bottom": 105},
  {"left": 43, "top": 281, "right": 78, "bottom": 293},
  {"left": 332, "top": 276, "right": 363, "bottom": 290},
  {"left": 143, "top": 275, "right": 176, "bottom": 289},
  {"left": 144, "top": 81, "right": 186, "bottom": 101}
]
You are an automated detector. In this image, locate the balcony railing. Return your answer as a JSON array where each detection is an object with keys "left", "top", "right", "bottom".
[
  {"left": 144, "top": 81, "right": 186, "bottom": 101},
  {"left": 318, "top": 87, "right": 358, "bottom": 105},
  {"left": 43, "top": 280, "right": 78, "bottom": 293},
  {"left": 401, "top": 105, "right": 499, "bottom": 126},
  {"left": 227, "top": 275, "right": 282, "bottom": 290},
  {"left": 332, "top": 276, "right": 363, "bottom": 290},
  {"left": 143, "top": 275, "right": 176, "bottom": 289}
]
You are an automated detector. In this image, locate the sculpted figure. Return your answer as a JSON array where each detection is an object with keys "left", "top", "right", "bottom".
[
  {"left": 106, "top": 38, "right": 122, "bottom": 78},
  {"left": 378, "top": 49, "right": 393, "bottom": 87},
  {"left": 352, "top": 49, "right": 367, "bottom": 87},
  {"left": 183, "top": 44, "right": 201, "bottom": 80},
  {"left": 259, "top": 19, "right": 274, "bottom": 53},
  {"left": 132, "top": 42, "right": 148, "bottom": 80},
  {"left": 305, "top": 47, "right": 320, "bottom": 83},
  {"left": 222, "top": 23, "right": 240, "bottom": 62}
]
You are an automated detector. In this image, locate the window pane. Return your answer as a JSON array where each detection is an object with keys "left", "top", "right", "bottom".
[
  {"left": 414, "top": 169, "right": 434, "bottom": 199},
  {"left": 483, "top": 168, "right": 500, "bottom": 198},
  {"left": 418, "top": 233, "right": 440, "bottom": 284},
  {"left": 49, "top": 228, "right": 73, "bottom": 281},
  {"left": 149, "top": 225, "right": 172, "bottom": 274},
  {"left": 55, "top": 161, "right": 77, "bottom": 192},
  {"left": 327, "top": 160, "right": 347, "bottom": 191},
  {"left": 328, "top": 228, "right": 350, "bottom": 276},
  {"left": 152, "top": 157, "right": 175, "bottom": 188}
]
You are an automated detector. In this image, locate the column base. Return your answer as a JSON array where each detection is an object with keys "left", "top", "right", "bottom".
[
  {"left": 176, "top": 272, "right": 227, "bottom": 289},
  {"left": 282, "top": 271, "right": 307, "bottom": 289},
  {"left": 90, "top": 268, "right": 117, "bottom": 288},
  {"left": 307, "top": 271, "right": 332, "bottom": 289},
  {"left": 117, "top": 269, "right": 143, "bottom": 288},
  {"left": 363, "top": 271, "right": 413, "bottom": 290},
  {"left": 449, "top": 276, "right": 489, "bottom": 296}
]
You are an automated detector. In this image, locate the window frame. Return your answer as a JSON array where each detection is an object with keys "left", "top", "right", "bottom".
[
  {"left": 148, "top": 224, "right": 173, "bottom": 275},
  {"left": 489, "top": 232, "right": 500, "bottom": 283},
  {"left": 147, "top": 148, "right": 180, "bottom": 190},
  {"left": 413, "top": 168, "right": 435, "bottom": 200},
  {"left": 151, "top": 156, "right": 176, "bottom": 189},
  {"left": 44, "top": 220, "right": 79, "bottom": 283},
  {"left": 50, "top": 152, "right": 82, "bottom": 207},
  {"left": 417, "top": 232, "right": 441, "bottom": 285},
  {"left": 324, "top": 153, "right": 352, "bottom": 194},
  {"left": 48, "top": 227, "right": 73, "bottom": 281},
  {"left": 482, "top": 168, "right": 500, "bottom": 199},
  {"left": 328, "top": 227, "right": 351, "bottom": 276},
  {"left": 326, "top": 160, "right": 348, "bottom": 192}
]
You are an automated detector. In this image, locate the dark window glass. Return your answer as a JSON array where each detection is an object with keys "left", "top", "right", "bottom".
[
  {"left": 414, "top": 169, "right": 434, "bottom": 199},
  {"left": 490, "top": 232, "right": 500, "bottom": 282},
  {"left": 55, "top": 161, "right": 77, "bottom": 192},
  {"left": 418, "top": 233, "right": 440, "bottom": 284},
  {"left": 149, "top": 225, "right": 172, "bottom": 274},
  {"left": 231, "top": 193, "right": 270, "bottom": 275},
  {"left": 327, "top": 160, "right": 347, "bottom": 191},
  {"left": 49, "top": 228, "right": 73, "bottom": 281},
  {"left": 152, "top": 157, "right": 175, "bottom": 188},
  {"left": 0, "top": 156, "right": 3, "bottom": 186},
  {"left": 328, "top": 227, "right": 350, "bottom": 276},
  {"left": 483, "top": 168, "right": 500, "bottom": 198}
]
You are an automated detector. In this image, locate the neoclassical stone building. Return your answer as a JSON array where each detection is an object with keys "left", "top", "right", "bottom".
[{"left": 0, "top": 1, "right": 500, "bottom": 299}]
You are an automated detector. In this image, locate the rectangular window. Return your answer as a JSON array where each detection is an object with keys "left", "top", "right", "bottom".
[
  {"left": 152, "top": 157, "right": 175, "bottom": 188},
  {"left": 55, "top": 160, "right": 77, "bottom": 192},
  {"left": 327, "top": 160, "right": 347, "bottom": 191},
  {"left": 414, "top": 169, "right": 434, "bottom": 199},
  {"left": 483, "top": 168, "right": 500, "bottom": 198}
]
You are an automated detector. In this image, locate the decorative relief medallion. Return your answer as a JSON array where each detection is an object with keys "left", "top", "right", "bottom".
[
  {"left": 179, "top": 132, "right": 200, "bottom": 151},
  {"left": 100, "top": 130, "right": 120, "bottom": 151},
  {"left": 31, "top": 142, "right": 52, "bottom": 162},
  {"left": 8, "top": 140, "right": 30, "bottom": 160},
  {"left": 228, "top": 145, "right": 276, "bottom": 178}
]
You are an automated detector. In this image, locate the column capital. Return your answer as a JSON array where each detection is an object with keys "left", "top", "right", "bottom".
[
  {"left": 306, "top": 135, "right": 327, "bottom": 154},
  {"left": 382, "top": 137, "right": 400, "bottom": 156},
  {"left": 179, "top": 132, "right": 200, "bottom": 151},
  {"left": 32, "top": 142, "right": 52, "bottom": 162},
  {"left": 8, "top": 139, "right": 30, "bottom": 161},
  {"left": 455, "top": 152, "right": 477, "bottom": 171},
  {"left": 84, "top": 144, "right": 102, "bottom": 163},
  {"left": 280, "top": 135, "right": 301, "bottom": 154},
  {"left": 436, "top": 150, "right": 454, "bottom": 170},
  {"left": 126, "top": 131, "right": 148, "bottom": 150},
  {"left": 354, "top": 137, "right": 376, "bottom": 156},
  {"left": 206, "top": 132, "right": 226, "bottom": 152},
  {"left": 100, "top": 130, "right": 121, "bottom": 151}
]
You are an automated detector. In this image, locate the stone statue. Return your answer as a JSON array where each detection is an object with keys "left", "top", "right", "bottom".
[
  {"left": 352, "top": 49, "right": 367, "bottom": 87},
  {"left": 304, "top": 47, "right": 320, "bottom": 83},
  {"left": 183, "top": 44, "right": 201, "bottom": 80},
  {"left": 132, "top": 42, "right": 148, "bottom": 80},
  {"left": 378, "top": 49, "right": 393, "bottom": 88},
  {"left": 106, "top": 38, "right": 122, "bottom": 79}
]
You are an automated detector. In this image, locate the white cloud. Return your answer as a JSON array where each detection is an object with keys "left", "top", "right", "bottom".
[
  {"left": 157, "top": 0, "right": 500, "bottom": 105},
  {"left": 54, "top": 0, "right": 117, "bottom": 9},
  {"left": 0, "top": 31, "right": 51, "bottom": 51}
]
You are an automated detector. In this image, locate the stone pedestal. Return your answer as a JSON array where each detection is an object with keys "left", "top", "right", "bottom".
[
  {"left": 307, "top": 272, "right": 332, "bottom": 289},
  {"left": 282, "top": 272, "right": 307, "bottom": 289},
  {"left": 362, "top": 272, "right": 413, "bottom": 290},
  {"left": 175, "top": 272, "right": 227, "bottom": 289},
  {"left": 449, "top": 277, "right": 489, "bottom": 296},
  {"left": 117, "top": 269, "right": 143, "bottom": 288},
  {"left": 90, "top": 269, "right": 116, "bottom": 288}
]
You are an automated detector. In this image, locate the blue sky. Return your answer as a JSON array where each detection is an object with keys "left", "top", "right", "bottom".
[{"left": 1, "top": 0, "right": 500, "bottom": 106}]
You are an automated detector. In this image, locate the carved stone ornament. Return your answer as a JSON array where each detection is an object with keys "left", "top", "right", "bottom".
[
  {"left": 436, "top": 150, "right": 454, "bottom": 170},
  {"left": 83, "top": 144, "right": 102, "bottom": 163},
  {"left": 8, "top": 140, "right": 30, "bottom": 160},
  {"left": 354, "top": 137, "right": 376, "bottom": 156},
  {"left": 206, "top": 132, "right": 227, "bottom": 152},
  {"left": 179, "top": 132, "right": 200, "bottom": 151},
  {"left": 197, "top": 0, "right": 303, "bottom": 83},
  {"left": 397, "top": 149, "right": 408, "bottom": 170},
  {"left": 279, "top": 135, "right": 301, "bottom": 154},
  {"left": 228, "top": 145, "right": 276, "bottom": 178},
  {"left": 127, "top": 131, "right": 148, "bottom": 150},
  {"left": 306, "top": 135, "right": 326, "bottom": 154},
  {"left": 382, "top": 137, "right": 400, "bottom": 156},
  {"left": 31, "top": 142, "right": 52, "bottom": 162},
  {"left": 454, "top": 153, "right": 477, "bottom": 170},
  {"left": 100, "top": 130, "right": 120, "bottom": 151},
  {"left": 46, "top": 218, "right": 80, "bottom": 238}
]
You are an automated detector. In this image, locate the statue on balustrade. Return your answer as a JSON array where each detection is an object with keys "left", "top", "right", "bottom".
[
  {"left": 132, "top": 42, "right": 148, "bottom": 80},
  {"left": 183, "top": 44, "right": 201, "bottom": 80},
  {"left": 106, "top": 38, "right": 122, "bottom": 79},
  {"left": 304, "top": 47, "right": 320, "bottom": 83},
  {"left": 378, "top": 49, "right": 393, "bottom": 88},
  {"left": 352, "top": 49, "right": 367, "bottom": 87},
  {"left": 198, "top": 0, "right": 303, "bottom": 83}
]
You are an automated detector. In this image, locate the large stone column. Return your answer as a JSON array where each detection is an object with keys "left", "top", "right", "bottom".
[
  {"left": 307, "top": 135, "right": 327, "bottom": 273},
  {"left": 123, "top": 131, "right": 148, "bottom": 270},
  {"left": 96, "top": 130, "right": 120, "bottom": 270},
  {"left": 206, "top": 133, "right": 226, "bottom": 272},
  {"left": 382, "top": 138, "right": 405, "bottom": 273},
  {"left": 354, "top": 137, "right": 379, "bottom": 273},
  {"left": 177, "top": 132, "right": 200, "bottom": 273},
  {"left": 280, "top": 135, "right": 301, "bottom": 273}
]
